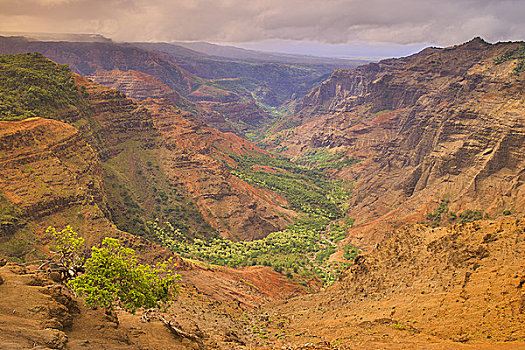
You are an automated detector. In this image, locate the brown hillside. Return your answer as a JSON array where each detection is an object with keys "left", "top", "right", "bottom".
[
  {"left": 271, "top": 38, "right": 525, "bottom": 248},
  {"left": 254, "top": 217, "right": 525, "bottom": 349}
]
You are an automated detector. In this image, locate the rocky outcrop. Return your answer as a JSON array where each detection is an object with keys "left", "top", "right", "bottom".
[{"left": 275, "top": 38, "right": 525, "bottom": 247}]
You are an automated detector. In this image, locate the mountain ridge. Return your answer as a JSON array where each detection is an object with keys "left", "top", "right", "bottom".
[{"left": 266, "top": 38, "right": 525, "bottom": 248}]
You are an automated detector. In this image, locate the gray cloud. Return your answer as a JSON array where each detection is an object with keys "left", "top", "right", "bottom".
[{"left": 0, "top": 0, "right": 523, "bottom": 46}]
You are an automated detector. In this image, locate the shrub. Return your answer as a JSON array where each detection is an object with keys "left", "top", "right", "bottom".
[
  {"left": 50, "top": 228, "right": 180, "bottom": 313},
  {"left": 343, "top": 244, "right": 360, "bottom": 260},
  {"left": 47, "top": 225, "right": 85, "bottom": 269}
]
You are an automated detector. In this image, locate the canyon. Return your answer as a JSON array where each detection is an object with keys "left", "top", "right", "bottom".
[{"left": 0, "top": 37, "right": 524, "bottom": 349}]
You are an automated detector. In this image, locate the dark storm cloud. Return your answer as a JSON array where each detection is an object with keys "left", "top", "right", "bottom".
[{"left": 0, "top": 0, "right": 523, "bottom": 45}]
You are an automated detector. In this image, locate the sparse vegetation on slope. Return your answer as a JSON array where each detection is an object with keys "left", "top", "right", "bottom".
[
  {"left": 494, "top": 43, "right": 525, "bottom": 74},
  {"left": 425, "top": 199, "right": 488, "bottom": 227}
]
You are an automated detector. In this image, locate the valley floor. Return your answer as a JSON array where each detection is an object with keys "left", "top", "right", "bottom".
[{"left": 1, "top": 216, "right": 523, "bottom": 349}]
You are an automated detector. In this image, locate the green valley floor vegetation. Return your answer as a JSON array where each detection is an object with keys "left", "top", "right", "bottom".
[
  {"left": 149, "top": 151, "right": 358, "bottom": 285},
  {"left": 150, "top": 215, "right": 356, "bottom": 286},
  {"left": 227, "top": 152, "right": 352, "bottom": 219}
]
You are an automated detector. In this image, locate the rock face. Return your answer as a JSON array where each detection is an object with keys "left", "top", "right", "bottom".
[
  {"left": 0, "top": 115, "right": 174, "bottom": 263},
  {"left": 274, "top": 38, "right": 525, "bottom": 247},
  {"left": 0, "top": 260, "right": 306, "bottom": 350},
  {"left": 260, "top": 217, "right": 525, "bottom": 349},
  {"left": 0, "top": 53, "right": 293, "bottom": 254}
]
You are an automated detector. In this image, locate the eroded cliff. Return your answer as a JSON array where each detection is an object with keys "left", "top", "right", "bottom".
[{"left": 271, "top": 38, "right": 525, "bottom": 247}]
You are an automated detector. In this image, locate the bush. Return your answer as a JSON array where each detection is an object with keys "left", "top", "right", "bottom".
[
  {"left": 50, "top": 227, "right": 180, "bottom": 313},
  {"left": 47, "top": 225, "right": 85, "bottom": 269},
  {"left": 343, "top": 244, "right": 360, "bottom": 260}
]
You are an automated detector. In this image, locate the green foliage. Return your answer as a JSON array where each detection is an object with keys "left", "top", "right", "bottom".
[
  {"left": 0, "top": 53, "right": 84, "bottom": 121},
  {"left": 503, "top": 210, "right": 511, "bottom": 216},
  {"left": 326, "top": 218, "right": 355, "bottom": 243},
  {"left": 68, "top": 237, "right": 180, "bottom": 313},
  {"left": 343, "top": 243, "right": 360, "bottom": 260},
  {"left": 228, "top": 153, "right": 351, "bottom": 219},
  {"left": 146, "top": 151, "right": 357, "bottom": 285},
  {"left": 426, "top": 199, "right": 486, "bottom": 227},
  {"left": 295, "top": 147, "right": 360, "bottom": 171},
  {"left": 103, "top": 149, "right": 215, "bottom": 240},
  {"left": 493, "top": 45, "right": 525, "bottom": 75},
  {"left": 456, "top": 209, "right": 484, "bottom": 223},
  {"left": 47, "top": 225, "right": 85, "bottom": 268},
  {"left": 315, "top": 245, "right": 336, "bottom": 264},
  {"left": 0, "top": 191, "right": 22, "bottom": 236},
  {"left": 426, "top": 199, "right": 450, "bottom": 227},
  {"left": 149, "top": 215, "right": 350, "bottom": 285},
  {"left": 514, "top": 60, "right": 525, "bottom": 74}
]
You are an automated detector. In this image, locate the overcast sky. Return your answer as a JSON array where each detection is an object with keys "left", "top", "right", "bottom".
[{"left": 0, "top": 0, "right": 523, "bottom": 58}]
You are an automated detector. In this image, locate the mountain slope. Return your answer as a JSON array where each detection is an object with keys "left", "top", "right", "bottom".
[
  {"left": 257, "top": 217, "right": 525, "bottom": 349},
  {"left": 268, "top": 38, "right": 525, "bottom": 247},
  {"left": 0, "top": 53, "right": 293, "bottom": 248},
  {"left": 0, "top": 36, "right": 362, "bottom": 137}
]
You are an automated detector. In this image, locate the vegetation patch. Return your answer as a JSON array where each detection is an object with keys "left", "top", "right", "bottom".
[
  {"left": 343, "top": 243, "right": 360, "bottom": 260},
  {"left": 295, "top": 147, "right": 361, "bottom": 171},
  {"left": 103, "top": 145, "right": 214, "bottom": 240},
  {"left": 150, "top": 215, "right": 352, "bottom": 285},
  {"left": 0, "top": 53, "right": 85, "bottom": 121},
  {"left": 494, "top": 44, "right": 525, "bottom": 75},
  {"left": 425, "top": 199, "right": 488, "bottom": 227},
  {"left": 228, "top": 153, "right": 351, "bottom": 219}
]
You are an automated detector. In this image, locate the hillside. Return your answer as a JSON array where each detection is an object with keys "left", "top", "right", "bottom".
[
  {"left": 255, "top": 217, "right": 525, "bottom": 349},
  {"left": 0, "top": 37, "right": 524, "bottom": 350},
  {"left": 266, "top": 38, "right": 525, "bottom": 248},
  {"left": 0, "top": 36, "right": 361, "bottom": 138}
]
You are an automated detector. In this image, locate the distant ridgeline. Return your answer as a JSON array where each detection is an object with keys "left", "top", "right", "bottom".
[{"left": 0, "top": 36, "right": 364, "bottom": 140}]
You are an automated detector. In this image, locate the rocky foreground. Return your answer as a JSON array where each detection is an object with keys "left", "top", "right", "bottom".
[{"left": 1, "top": 215, "right": 523, "bottom": 349}]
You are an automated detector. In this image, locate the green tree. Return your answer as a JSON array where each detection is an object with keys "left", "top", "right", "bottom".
[
  {"left": 68, "top": 237, "right": 180, "bottom": 313},
  {"left": 47, "top": 225, "right": 85, "bottom": 269},
  {"left": 49, "top": 226, "right": 180, "bottom": 313}
]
